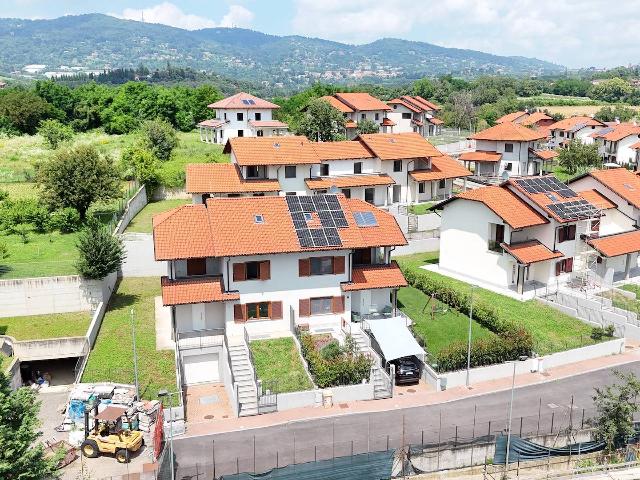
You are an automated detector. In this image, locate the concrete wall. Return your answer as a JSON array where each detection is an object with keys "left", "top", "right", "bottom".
[
  {"left": 277, "top": 389, "right": 318, "bottom": 411},
  {"left": 0, "top": 271, "right": 117, "bottom": 318},
  {"left": 86, "top": 301, "right": 107, "bottom": 348},
  {"left": 9, "top": 336, "right": 89, "bottom": 361},
  {"left": 275, "top": 382, "right": 373, "bottom": 411},
  {"left": 393, "top": 238, "right": 439, "bottom": 256},
  {"left": 331, "top": 381, "right": 374, "bottom": 402},
  {"left": 6, "top": 358, "right": 21, "bottom": 390},
  {"left": 115, "top": 185, "right": 147, "bottom": 234},
  {"left": 153, "top": 187, "right": 191, "bottom": 201}
]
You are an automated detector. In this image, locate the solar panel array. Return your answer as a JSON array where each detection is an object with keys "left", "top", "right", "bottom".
[
  {"left": 515, "top": 177, "right": 578, "bottom": 198},
  {"left": 286, "top": 195, "right": 349, "bottom": 248},
  {"left": 546, "top": 200, "right": 601, "bottom": 221},
  {"left": 241, "top": 99, "right": 256, "bottom": 105},
  {"left": 353, "top": 211, "right": 378, "bottom": 227}
]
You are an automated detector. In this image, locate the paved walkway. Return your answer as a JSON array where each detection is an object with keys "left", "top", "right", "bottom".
[
  {"left": 154, "top": 296, "right": 174, "bottom": 350},
  {"left": 121, "top": 233, "right": 166, "bottom": 277}
]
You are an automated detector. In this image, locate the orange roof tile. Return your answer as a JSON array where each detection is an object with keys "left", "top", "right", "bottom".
[
  {"left": 578, "top": 189, "right": 616, "bottom": 210},
  {"left": 381, "top": 118, "right": 396, "bottom": 127},
  {"left": 208, "top": 92, "right": 280, "bottom": 110},
  {"left": 427, "top": 118, "right": 444, "bottom": 125},
  {"left": 334, "top": 93, "right": 391, "bottom": 112},
  {"left": 600, "top": 124, "right": 640, "bottom": 142},
  {"left": 161, "top": 276, "right": 239, "bottom": 306},
  {"left": 583, "top": 168, "right": 640, "bottom": 209},
  {"left": 501, "top": 240, "right": 563, "bottom": 265},
  {"left": 530, "top": 149, "right": 559, "bottom": 161},
  {"left": 631, "top": 141, "right": 640, "bottom": 150},
  {"left": 409, "top": 155, "right": 472, "bottom": 181},
  {"left": 357, "top": 132, "right": 442, "bottom": 160},
  {"left": 247, "top": 120, "right": 289, "bottom": 129},
  {"left": 521, "top": 112, "right": 553, "bottom": 126},
  {"left": 153, "top": 205, "right": 215, "bottom": 261},
  {"left": 412, "top": 96, "right": 441, "bottom": 111},
  {"left": 318, "top": 95, "right": 354, "bottom": 113},
  {"left": 223, "top": 136, "right": 321, "bottom": 166},
  {"left": 345, "top": 120, "right": 358, "bottom": 128},
  {"left": 548, "top": 116, "right": 605, "bottom": 132},
  {"left": 496, "top": 111, "right": 528, "bottom": 124},
  {"left": 305, "top": 174, "right": 395, "bottom": 190},
  {"left": 470, "top": 122, "right": 547, "bottom": 142},
  {"left": 313, "top": 141, "right": 374, "bottom": 161},
  {"left": 185, "top": 163, "right": 280, "bottom": 194},
  {"left": 451, "top": 186, "right": 548, "bottom": 229},
  {"left": 341, "top": 261, "right": 407, "bottom": 291},
  {"left": 198, "top": 119, "right": 228, "bottom": 128},
  {"left": 459, "top": 151, "right": 502, "bottom": 163},
  {"left": 387, "top": 98, "right": 422, "bottom": 113},
  {"left": 587, "top": 230, "right": 640, "bottom": 257}
]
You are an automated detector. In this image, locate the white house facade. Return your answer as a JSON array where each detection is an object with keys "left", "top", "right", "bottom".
[
  {"left": 387, "top": 96, "right": 443, "bottom": 137},
  {"left": 548, "top": 116, "right": 606, "bottom": 148},
  {"left": 591, "top": 124, "right": 640, "bottom": 166},
  {"left": 319, "top": 93, "right": 394, "bottom": 139}
]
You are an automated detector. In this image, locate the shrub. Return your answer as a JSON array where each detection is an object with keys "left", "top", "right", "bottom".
[
  {"left": 591, "top": 327, "right": 605, "bottom": 340},
  {"left": 0, "top": 199, "right": 50, "bottom": 233},
  {"left": 604, "top": 324, "right": 616, "bottom": 338},
  {"left": 0, "top": 189, "right": 8, "bottom": 201},
  {"left": 121, "top": 146, "right": 161, "bottom": 198},
  {"left": 48, "top": 207, "right": 81, "bottom": 233},
  {"left": 10, "top": 223, "right": 32, "bottom": 243},
  {"left": 321, "top": 341, "right": 342, "bottom": 360},
  {"left": 38, "top": 119, "right": 74, "bottom": 149},
  {"left": 75, "top": 218, "right": 126, "bottom": 279},
  {"left": 140, "top": 119, "right": 178, "bottom": 161},
  {"left": 0, "top": 240, "right": 8, "bottom": 260}
]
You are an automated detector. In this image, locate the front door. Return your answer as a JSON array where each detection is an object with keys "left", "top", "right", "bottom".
[
  {"left": 192, "top": 303, "right": 206, "bottom": 331},
  {"left": 365, "top": 188, "right": 375, "bottom": 204},
  {"left": 392, "top": 185, "right": 401, "bottom": 203}
]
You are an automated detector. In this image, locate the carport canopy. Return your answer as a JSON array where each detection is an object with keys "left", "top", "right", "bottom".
[{"left": 366, "top": 317, "right": 425, "bottom": 362}]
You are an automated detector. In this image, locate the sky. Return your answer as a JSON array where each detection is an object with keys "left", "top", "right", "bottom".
[{"left": 3, "top": 0, "right": 639, "bottom": 69}]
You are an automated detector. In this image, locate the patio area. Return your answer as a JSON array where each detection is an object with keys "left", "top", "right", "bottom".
[{"left": 184, "top": 383, "right": 234, "bottom": 423}]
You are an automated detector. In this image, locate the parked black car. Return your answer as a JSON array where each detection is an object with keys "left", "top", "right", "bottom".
[{"left": 388, "top": 356, "right": 422, "bottom": 385}]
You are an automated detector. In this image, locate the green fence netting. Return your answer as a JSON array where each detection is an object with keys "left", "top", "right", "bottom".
[{"left": 493, "top": 435, "right": 605, "bottom": 464}]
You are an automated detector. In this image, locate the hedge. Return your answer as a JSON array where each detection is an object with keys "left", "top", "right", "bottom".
[{"left": 401, "top": 267, "right": 533, "bottom": 372}]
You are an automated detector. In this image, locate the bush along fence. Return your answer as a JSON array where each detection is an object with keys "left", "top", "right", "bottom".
[{"left": 401, "top": 267, "right": 533, "bottom": 373}]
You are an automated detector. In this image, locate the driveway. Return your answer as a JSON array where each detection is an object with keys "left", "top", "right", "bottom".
[{"left": 121, "top": 233, "right": 166, "bottom": 277}]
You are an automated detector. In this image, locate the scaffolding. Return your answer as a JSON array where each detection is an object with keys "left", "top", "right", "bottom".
[{"left": 568, "top": 209, "right": 604, "bottom": 292}]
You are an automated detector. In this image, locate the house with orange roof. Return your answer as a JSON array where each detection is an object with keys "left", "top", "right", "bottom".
[
  {"left": 319, "top": 93, "right": 393, "bottom": 139},
  {"left": 197, "top": 92, "right": 289, "bottom": 144},
  {"left": 436, "top": 172, "right": 639, "bottom": 296},
  {"left": 548, "top": 116, "right": 606, "bottom": 148},
  {"left": 496, "top": 110, "right": 554, "bottom": 132},
  {"left": 386, "top": 95, "right": 443, "bottom": 137},
  {"left": 590, "top": 123, "right": 640, "bottom": 166},
  {"left": 152, "top": 194, "right": 409, "bottom": 413},
  {"left": 460, "top": 122, "right": 549, "bottom": 178}
]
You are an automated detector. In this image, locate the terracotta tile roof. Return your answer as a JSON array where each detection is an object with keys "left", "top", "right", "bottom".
[
  {"left": 388, "top": 98, "right": 421, "bottom": 113},
  {"left": 452, "top": 186, "right": 548, "bottom": 229},
  {"left": 381, "top": 118, "right": 396, "bottom": 127},
  {"left": 161, "top": 276, "right": 239, "bottom": 306},
  {"left": 459, "top": 151, "right": 502, "bottom": 163},
  {"left": 631, "top": 141, "right": 640, "bottom": 150},
  {"left": 345, "top": 120, "right": 358, "bottom": 128},
  {"left": 185, "top": 163, "right": 280, "bottom": 194},
  {"left": 427, "top": 118, "right": 444, "bottom": 125},
  {"left": 319, "top": 95, "right": 354, "bottom": 113},
  {"left": 208, "top": 92, "right": 280, "bottom": 110},
  {"left": 153, "top": 195, "right": 407, "bottom": 259},
  {"left": 501, "top": 240, "right": 562, "bottom": 265},
  {"left": 579, "top": 189, "right": 617, "bottom": 210},
  {"left": 247, "top": 120, "right": 289, "bottom": 129},
  {"left": 388, "top": 96, "right": 440, "bottom": 113},
  {"left": 411, "top": 119, "right": 424, "bottom": 127},
  {"left": 357, "top": 132, "right": 442, "bottom": 160},
  {"left": 223, "top": 136, "right": 321, "bottom": 166},
  {"left": 470, "top": 122, "right": 547, "bottom": 142},
  {"left": 521, "top": 112, "right": 553, "bottom": 126},
  {"left": 600, "top": 124, "right": 640, "bottom": 142},
  {"left": 587, "top": 230, "right": 640, "bottom": 257},
  {"left": 305, "top": 174, "right": 395, "bottom": 190},
  {"left": 409, "top": 155, "right": 472, "bottom": 181},
  {"left": 548, "top": 116, "right": 605, "bottom": 132},
  {"left": 577, "top": 168, "right": 640, "bottom": 209},
  {"left": 341, "top": 261, "right": 407, "bottom": 291},
  {"left": 411, "top": 96, "right": 441, "bottom": 111},
  {"left": 197, "top": 119, "right": 228, "bottom": 128},
  {"left": 530, "top": 149, "right": 559, "bottom": 161},
  {"left": 334, "top": 93, "right": 391, "bottom": 112},
  {"left": 496, "top": 111, "right": 528, "bottom": 124},
  {"left": 313, "top": 141, "right": 375, "bottom": 161},
  {"left": 153, "top": 205, "right": 215, "bottom": 260}
]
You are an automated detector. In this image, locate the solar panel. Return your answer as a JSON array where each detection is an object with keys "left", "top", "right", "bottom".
[
  {"left": 286, "top": 196, "right": 302, "bottom": 212},
  {"left": 286, "top": 194, "right": 349, "bottom": 248},
  {"left": 547, "top": 199, "right": 600, "bottom": 221},
  {"left": 325, "top": 195, "right": 341, "bottom": 210},
  {"left": 557, "top": 188, "right": 577, "bottom": 199},
  {"left": 296, "top": 229, "right": 314, "bottom": 248},
  {"left": 332, "top": 211, "right": 349, "bottom": 228},
  {"left": 353, "top": 211, "right": 378, "bottom": 227},
  {"left": 313, "top": 195, "right": 328, "bottom": 210},
  {"left": 515, "top": 177, "right": 577, "bottom": 197}
]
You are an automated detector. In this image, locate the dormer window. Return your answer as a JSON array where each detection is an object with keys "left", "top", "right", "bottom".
[
  {"left": 304, "top": 213, "right": 313, "bottom": 222},
  {"left": 254, "top": 214, "right": 264, "bottom": 224}
]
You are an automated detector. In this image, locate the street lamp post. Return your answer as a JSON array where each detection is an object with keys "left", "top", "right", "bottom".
[
  {"left": 465, "top": 285, "right": 476, "bottom": 388},
  {"left": 130, "top": 308, "right": 140, "bottom": 401},
  {"left": 158, "top": 389, "right": 180, "bottom": 480},
  {"left": 504, "top": 355, "right": 529, "bottom": 477}
]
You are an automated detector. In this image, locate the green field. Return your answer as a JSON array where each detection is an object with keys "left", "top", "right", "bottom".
[
  {"left": 125, "top": 199, "right": 190, "bottom": 233},
  {"left": 396, "top": 252, "right": 598, "bottom": 355},
  {"left": 82, "top": 277, "right": 176, "bottom": 400},
  {"left": 0, "top": 311, "right": 91, "bottom": 340},
  {"left": 409, "top": 202, "right": 437, "bottom": 215},
  {"left": 250, "top": 337, "right": 313, "bottom": 393}
]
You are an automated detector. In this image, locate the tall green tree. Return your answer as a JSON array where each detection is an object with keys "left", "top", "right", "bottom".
[
  {"left": 296, "top": 98, "right": 346, "bottom": 142},
  {"left": 38, "top": 119, "right": 75, "bottom": 149},
  {"left": 557, "top": 139, "right": 601, "bottom": 174},
  {"left": 0, "top": 89, "right": 58, "bottom": 134},
  {"left": 140, "top": 119, "right": 178, "bottom": 161},
  {"left": 356, "top": 118, "right": 380, "bottom": 135},
  {"left": 594, "top": 105, "right": 636, "bottom": 123},
  {"left": 589, "top": 78, "right": 634, "bottom": 103},
  {"left": 0, "top": 371, "right": 60, "bottom": 479},
  {"left": 75, "top": 218, "right": 126, "bottom": 279},
  {"left": 37, "top": 144, "right": 121, "bottom": 219}
]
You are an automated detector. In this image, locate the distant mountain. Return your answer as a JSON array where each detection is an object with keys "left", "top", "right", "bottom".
[{"left": 0, "top": 14, "right": 564, "bottom": 86}]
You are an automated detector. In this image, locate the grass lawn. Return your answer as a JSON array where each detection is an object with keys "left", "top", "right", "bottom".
[
  {"left": 428, "top": 128, "right": 474, "bottom": 146},
  {"left": 1, "top": 354, "right": 12, "bottom": 372},
  {"left": 0, "top": 311, "right": 91, "bottom": 340},
  {"left": 82, "top": 277, "right": 176, "bottom": 400},
  {"left": 395, "top": 252, "right": 598, "bottom": 355},
  {"left": 125, "top": 199, "right": 190, "bottom": 234},
  {"left": 398, "top": 286, "right": 496, "bottom": 357},
  {"left": 604, "top": 285, "right": 640, "bottom": 313},
  {"left": 0, "top": 231, "right": 79, "bottom": 279},
  {"left": 409, "top": 202, "right": 437, "bottom": 215},
  {"left": 250, "top": 337, "right": 313, "bottom": 393}
]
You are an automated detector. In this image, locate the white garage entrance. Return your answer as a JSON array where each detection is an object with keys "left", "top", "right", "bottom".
[{"left": 183, "top": 353, "right": 220, "bottom": 385}]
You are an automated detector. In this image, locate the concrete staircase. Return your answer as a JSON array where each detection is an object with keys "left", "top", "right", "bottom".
[
  {"left": 227, "top": 343, "right": 259, "bottom": 417},
  {"left": 407, "top": 213, "right": 418, "bottom": 233},
  {"left": 349, "top": 328, "right": 393, "bottom": 400}
]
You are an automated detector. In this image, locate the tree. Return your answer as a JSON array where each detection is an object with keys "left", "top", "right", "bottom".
[
  {"left": 0, "top": 370, "right": 60, "bottom": 479},
  {"left": 121, "top": 146, "right": 161, "bottom": 197},
  {"left": 75, "top": 218, "right": 126, "bottom": 279},
  {"left": 449, "top": 91, "right": 476, "bottom": 130},
  {"left": 296, "top": 98, "right": 346, "bottom": 142},
  {"left": 38, "top": 119, "right": 75, "bottom": 149},
  {"left": 592, "top": 371, "right": 640, "bottom": 452},
  {"left": 589, "top": 78, "right": 634, "bottom": 103},
  {"left": 594, "top": 105, "right": 636, "bottom": 123},
  {"left": 557, "top": 139, "right": 601, "bottom": 174},
  {"left": 37, "top": 144, "right": 121, "bottom": 220},
  {"left": 356, "top": 118, "right": 380, "bottom": 135},
  {"left": 140, "top": 119, "right": 178, "bottom": 161},
  {"left": 412, "top": 78, "right": 436, "bottom": 99},
  {"left": 0, "top": 88, "right": 58, "bottom": 134}
]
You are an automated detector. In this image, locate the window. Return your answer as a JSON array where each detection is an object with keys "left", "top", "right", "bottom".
[
  {"left": 557, "top": 225, "right": 576, "bottom": 243},
  {"left": 233, "top": 261, "right": 270, "bottom": 281},
  {"left": 418, "top": 182, "right": 425, "bottom": 194},
  {"left": 341, "top": 188, "right": 351, "bottom": 198},
  {"left": 254, "top": 214, "right": 264, "bottom": 224},
  {"left": 320, "top": 164, "right": 329, "bottom": 176},
  {"left": 285, "top": 192, "right": 297, "bottom": 196},
  {"left": 237, "top": 112, "right": 244, "bottom": 121},
  {"left": 246, "top": 261, "right": 260, "bottom": 280},
  {"left": 438, "top": 179, "right": 446, "bottom": 189},
  {"left": 393, "top": 160, "right": 402, "bottom": 172},
  {"left": 591, "top": 219, "right": 600, "bottom": 232},
  {"left": 246, "top": 166, "right": 260, "bottom": 178},
  {"left": 234, "top": 301, "right": 282, "bottom": 322},
  {"left": 186, "top": 258, "right": 206, "bottom": 276},
  {"left": 354, "top": 162, "right": 362, "bottom": 174},
  {"left": 310, "top": 257, "right": 334, "bottom": 275},
  {"left": 256, "top": 130, "right": 264, "bottom": 137},
  {"left": 255, "top": 112, "right": 262, "bottom": 121},
  {"left": 488, "top": 223, "right": 504, "bottom": 253},
  {"left": 285, "top": 165, "right": 297, "bottom": 178},
  {"left": 504, "top": 163, "right": 513, "bottom": 171},
  {"left": 402, "top": 113, "right": 412, "bottom": 119},
  {"left": 361, "top": 113, "right": 366, "bottom": 120},
  {"left": 365, "top": 188, "right": 375, "bottom": 204},
  {"left": 247, "top": 302, "right": 270, "bottom": 320},
  {"left": 504, "top": 143, "right": 514, "bottom": 153},
  {"left": 311, "top": 297, "right": 333, "bottom": 315},
  {"left": 559, "top": 131, "right": 565, "bottom": 137},
  {"left": 299, "top": 256, "right": 345, "bottom": 276},
  {"left": 555, "top": 258, "right": 574, "bottom": 276},
  {"left": 223, "top": 112, "right": 227, "bottom": 120},
  {"left": 237, "top": 129, "right": 244, "bottom": 137},
  {"left": 375, "top": 113, "right": 380, "bottom": 121}
]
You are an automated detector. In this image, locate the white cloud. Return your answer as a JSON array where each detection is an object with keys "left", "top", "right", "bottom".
[
  {"left": 291, "top": 0, "right": 640, "bottom": 68},
  {"left": 111, "top": 2, "right": 254, "bottom": 30}
]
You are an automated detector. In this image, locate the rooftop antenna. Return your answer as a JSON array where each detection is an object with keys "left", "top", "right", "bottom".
[{"left": 141, "top": 11, "right": 145, "bottom": 23}]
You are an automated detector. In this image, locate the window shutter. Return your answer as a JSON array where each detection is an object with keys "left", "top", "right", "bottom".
[
  {"left": 299, "top": 299, "right": 311, "bottom": 317},
  {"left": 187, "top": 258, "right": 207, "bottom": 276},
  {"left": 333, "top": 256, "right": 345, "bottom": 275},
  {"left": 332, "top": 296, "right": 345, "bottom": 313},
  {"left": 233, "top": 263, "right": 246, "bottom": 282},
  {"left": 299, "top": 258, "right": 311, "bottom": 277},
  {"left": 271, "top": 301, "right": 283, "bottom": 319},
  {"left": 568, "top": 225, "right": 576, "bottom": 240},
  {"left": 555, "top": 261, "right": 562, "bottom": 276},
  {"left": 233, "top": 304, "right": 246, "bottom": 322},
  {"left": 565, "top": 257, "right": 574, "bottom": 273},
  {"left": 558, "top": 227, "right": 566, "bottom": 244},
  {"left": 259, "top": 261, "right": 271, "bottom": 280}
]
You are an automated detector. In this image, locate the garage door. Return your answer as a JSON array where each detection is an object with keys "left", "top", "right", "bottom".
[{"left": 182, "top": 353, "right": 220, "bottom": 385}]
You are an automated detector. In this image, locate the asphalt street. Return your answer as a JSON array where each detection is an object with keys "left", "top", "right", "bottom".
[{"left": 171, "top": 361, "right": 640, "bottom": 477}]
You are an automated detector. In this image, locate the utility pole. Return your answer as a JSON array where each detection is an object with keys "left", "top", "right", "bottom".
[{"left": 130, "top": 308, "right": 140, "bottom": 401}]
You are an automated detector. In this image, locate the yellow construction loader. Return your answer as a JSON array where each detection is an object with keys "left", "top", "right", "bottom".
[{"left": 80, "top": 405, "right": 144, "bottom": 463}]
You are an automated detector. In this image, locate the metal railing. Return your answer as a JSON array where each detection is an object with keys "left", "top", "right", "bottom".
[
  {"left": 243, "top": 327, "right": 258, "bottom": 390},
  {"left": 177, "top": 328, "right": 225, "bottom": 350}
]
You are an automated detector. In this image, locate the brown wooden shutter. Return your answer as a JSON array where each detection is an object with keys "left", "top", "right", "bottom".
[
  {"left": 332, "top": 296, "right": 345, "bottom": 313},
  {"left": 233, "top": 304, "right": 246, "bottom": 322},
  {"left": 187, "top": 258, "right": 206, "bottom": 276},
  {"left": 565, "top": 257, "right": 574, "bottom": 273},
  {"left": 233, "top": 263, "right": 246, "bottom": 282},
  {"left": 568, "top": 225, "right": 576, "bottom": 240},
  {"left": 333, "top": 256, "right": 345, "bottom": 275},
  {"left": 259, "top": 261, "right": 271, "bottom": 280},
  {"left": 299, "top": 298, "right": 311, "bottom": 317},
  {"left": 555, "top": 261, "right": 562, "bottom": 276},
  {"left": 299, "top": 258, "right": 311, "bottom": 277},
  {"left": 558, "top": 227, "right": 566, "bottom": 244},
  {"left": 271, "top": 301, "right": 283, "bottom": 319}
]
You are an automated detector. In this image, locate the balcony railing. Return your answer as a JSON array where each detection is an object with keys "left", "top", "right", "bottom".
[{"left": 176, "top": 328, "right": 224, "bottom": 350}]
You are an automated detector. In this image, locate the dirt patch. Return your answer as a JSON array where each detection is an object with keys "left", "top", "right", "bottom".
[{"left": 311, "top": 334, "right": 334, "bottom": 351}]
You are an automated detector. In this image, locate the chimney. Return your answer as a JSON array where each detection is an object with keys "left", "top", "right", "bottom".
[{"left": 615, "top": 117, "right": 620, "bottom": 124}]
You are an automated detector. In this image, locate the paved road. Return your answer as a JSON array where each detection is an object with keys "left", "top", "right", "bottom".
[
  {"left": 171, "top": 362, "right": 640, "bottom": 477},
  {"left": 121, "top": 233, "right": 166, "bottom": 277}
]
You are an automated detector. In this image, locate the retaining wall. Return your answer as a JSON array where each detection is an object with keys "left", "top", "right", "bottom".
[
  {"left": 7, "top": 336, "right": 89, "bottom": 361},
  {"left": 86, "top": 301, "right": 107, "bottom": 348},
  {"left": 7, "top": 358, "right": 21, "bottom": 390},
  {"left": 276, "top": 382, "right": 374, "bottom": 411},
  {"left": 393, "top": 238, "right": 440, "bottom": 256},
  {"left": 153, "top": 186, "right": 190, "bottom": 201},
  {"left": 114, "top": 185, "right": 148, "bottom": 234}
]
